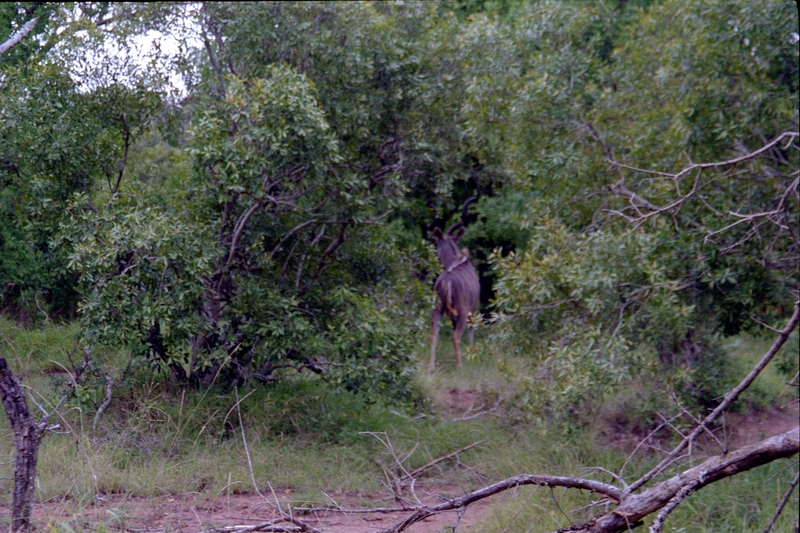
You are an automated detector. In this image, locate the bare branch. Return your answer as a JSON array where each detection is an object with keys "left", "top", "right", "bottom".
[
  {"left": 629, "top": 300, "right": 800, "bottom": 493},
  {"left": 227, "top": 200, "right": 263, "bottom": 267},
  {"left": 704, "top": 176, "right": 799, "bottom": 245},
  {"left": 110, "top": 111, "right": 131, "bottom": 197},
  {"left": 0, "top": 18, "right": 38, "bottom": 58},
  {"left": 398, "top": 440, "right": 486, "bottom": 483},
  {"left": 763, "top": 471, "right": 799, "bottom": 533},
  {"left": 647, "top": 477, "right": 701, "bottom": 533},
  {"left": 604, "top": 132, "right": 799, "bottom": 233},
  {"left": 200, "top": 5, "right": 227, "bottom": 98},
  {"left": 308, "top": 222, "right": 348, "bottom": 284},
  {"left": 609, "top": 131, "right": 799, "bottom": 181},
  {"left": 372, "top": 474, "right": 626, "bottom": 533},
  {"left": 584, "top": 428, "right": 799, "bottom": 533},
  {"left": 269, "top": 219, "right": 318, "bottom": 259}
]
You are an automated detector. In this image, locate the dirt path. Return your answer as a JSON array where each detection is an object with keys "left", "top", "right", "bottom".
[{"left": 2, "top": 487, "right": 497, "bottom": 533}]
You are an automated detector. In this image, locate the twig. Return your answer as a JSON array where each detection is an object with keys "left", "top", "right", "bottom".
[
  {"left": 617, "top": 414, "right": 681, "bottom": 481},
  {"left": 454, "top": 397, "right": 504, "bottom": 421},
  {"left": 550, "top": 486, "right": 572, "bottom": 526},
  {"left": 235, "top": 388, "right": 272, "bottom": 504},
  {"left": 581, "top": 467, "right": 628, "bottom": 491},
  {"left": 763, "top": 471, "right": 799, "bottom": 533},
  {"left": 92, "top": 373, "right": 114, "bottom": 431},
  {"left": 500, "top": 486, "right": 540, "bottom": 533},
  {"left": 751, "top": 316, "right": 783, "bottom": 334},
  {"left": 234, "top": 389, "right": 323, "bottom": 533},
  {"left": 778, "top": 371, "right": 800, "bottom": 399},
  {"left": 669, "top": 393, "right": 727, "bottom": 454},
  {"left": 399, "top": 440, "right": 486, "bottom": 482}
]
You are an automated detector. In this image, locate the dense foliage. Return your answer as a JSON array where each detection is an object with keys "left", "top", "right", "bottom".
[{"left": 1, "top": 1, "right": 797, "bottom": 413}]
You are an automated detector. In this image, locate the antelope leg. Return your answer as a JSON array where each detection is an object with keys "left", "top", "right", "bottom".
[{"left": 429, "top": 307, "right": 442, "bottom": 372}]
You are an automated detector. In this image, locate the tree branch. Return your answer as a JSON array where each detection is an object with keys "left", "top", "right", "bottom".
[
  {"left": 372, "top": 474, "right": 626, "bottom": 533},
  {"left": 763, "top": 471, "right": 799, "bottom": 533},
  {"left": 628, "top": 300, "right": 800, "bottom": 493},
  {"left": 604, "top": 131, "right": 799, "bottom": 232},
  {"left": 201, "top": 5, "right": 227, "bottom": 98},
  {"left": 111, "top": 111, "right": 130, "bottom": 197},
  {"left": 608, "top": 131, "right": 799, "bottom": 181},
  {"left": 0, "top": 18, "right": 38, "bottom": 58},
  {"left": 583, "top": 428, "right": 799, "bottom": 533}
]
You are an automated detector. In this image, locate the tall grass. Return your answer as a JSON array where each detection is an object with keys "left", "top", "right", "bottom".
[{"left": 0, "top": 317, "right": 797, "bottom": 532}]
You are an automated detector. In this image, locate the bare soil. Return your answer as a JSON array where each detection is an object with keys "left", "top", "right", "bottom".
[{"left": 2, "top": 488, "right": 496, "bottom": 533}]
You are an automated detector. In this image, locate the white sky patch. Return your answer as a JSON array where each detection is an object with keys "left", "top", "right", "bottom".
[
  {"left": 129, "top": 29, "right": 202, "bottom": 100},
  {"left": 53, "top": 4, "right": 203, "bottom": 101}
]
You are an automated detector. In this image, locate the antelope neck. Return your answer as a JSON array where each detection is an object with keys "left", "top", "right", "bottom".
[{"left": 445, "top": 254, "right": 468, "bottom": 273}]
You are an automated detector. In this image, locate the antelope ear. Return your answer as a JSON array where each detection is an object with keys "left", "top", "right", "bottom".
[
  {"left": 431, "top": 227, "right": 443, "bottom": 240},
  {"left": 452, "top": 227, "right": 465, "bottom": 240}
]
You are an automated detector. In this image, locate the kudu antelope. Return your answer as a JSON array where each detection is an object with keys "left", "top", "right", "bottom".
[{"left": 429, "top": 196, "right": 481, "bottom": 372}]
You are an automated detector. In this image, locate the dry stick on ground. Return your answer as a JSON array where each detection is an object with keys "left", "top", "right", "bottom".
[
  {"left": 199, "top": 522, "right": 303, "bottom": 533},
  {"left": 360, "top": 433, "right": 486, "bottom": 509},
  {"left": 370, "top": 473, "right": 626, "bottom": 533},
  {"left": 398, "top": 439, "right": 486, "bottom": 484},
  {"left": 364, "top": 431, "right": 425, "bottom": 506},
  {"left": 454, "top": 396, "right": 504, "bottom": 421},
  {"left": 368, "top": 429, "right": 798, "bottom": 533}
]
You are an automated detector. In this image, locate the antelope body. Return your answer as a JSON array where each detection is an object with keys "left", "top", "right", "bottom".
[{"left": 429, "top": 223, "right": 480, "bottom": 372}]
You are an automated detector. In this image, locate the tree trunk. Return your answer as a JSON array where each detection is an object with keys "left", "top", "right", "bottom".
[{"left": 0, "top": 358, "right": 45, "bottom": 532}]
